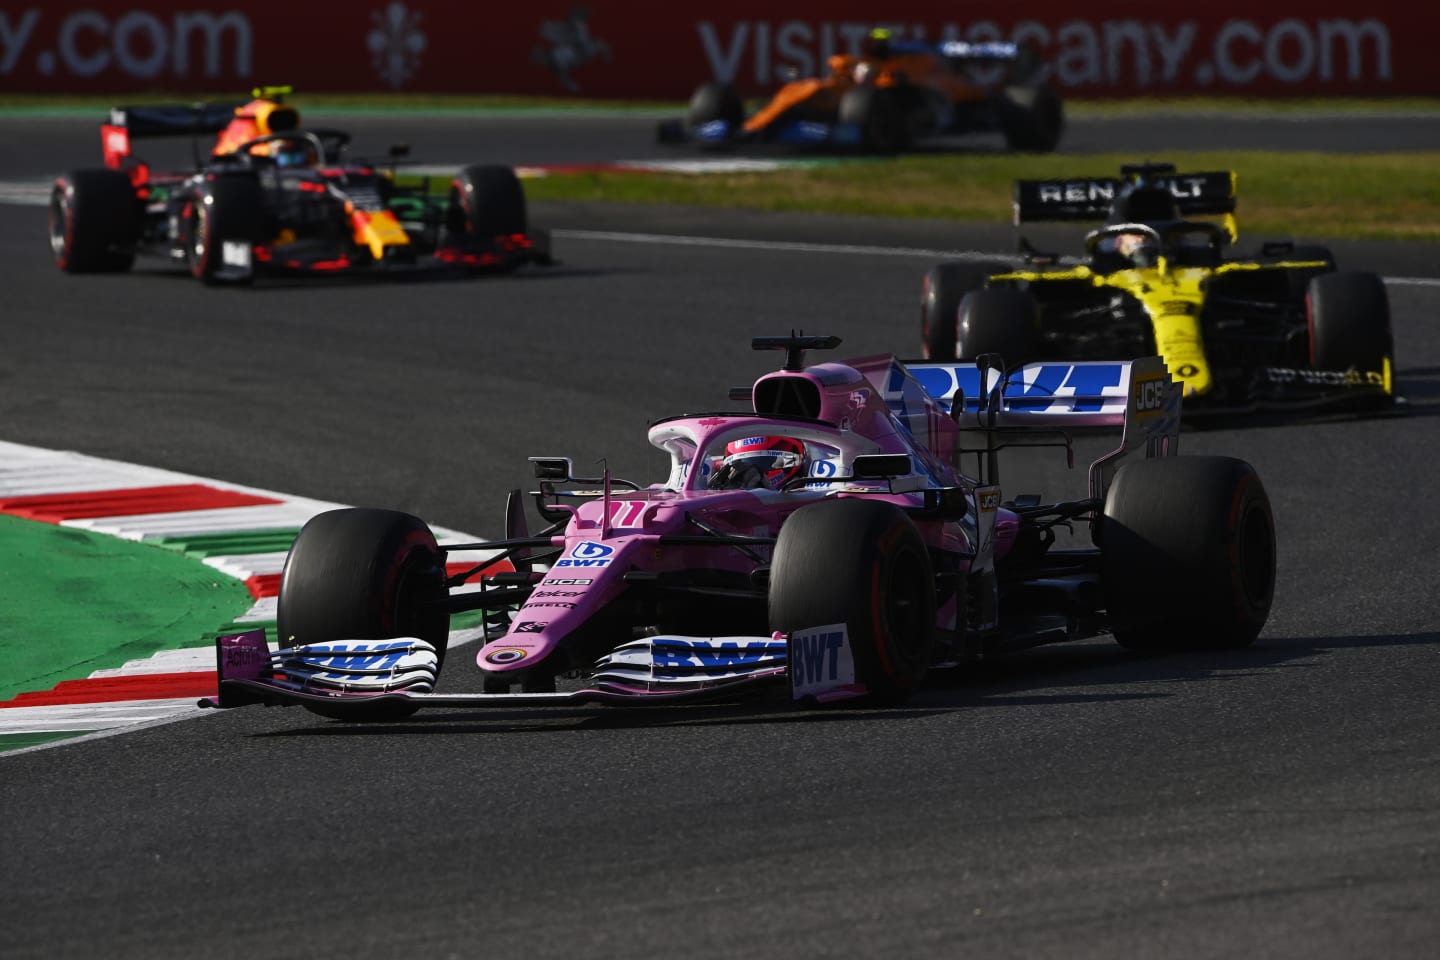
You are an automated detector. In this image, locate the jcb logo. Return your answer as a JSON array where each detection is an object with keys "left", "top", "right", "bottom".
[
  {"left": 978, "top": 489, "right": 1001, "bottom": 513},
  {"left": 1133, "top": 376, "right": 1167, "bottom": 417}
]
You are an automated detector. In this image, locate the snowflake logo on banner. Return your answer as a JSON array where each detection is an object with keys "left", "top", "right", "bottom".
[{"left": 368, "top": 2, "right": 427, "bottom": 89}]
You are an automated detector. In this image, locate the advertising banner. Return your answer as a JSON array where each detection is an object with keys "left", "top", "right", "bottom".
[{"left": 1, "top": 2, "right": 1432, "bottom": 98}]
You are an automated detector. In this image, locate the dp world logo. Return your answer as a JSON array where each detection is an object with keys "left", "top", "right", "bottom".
[{"left": 368, "top": 2, "right": 427, "bottom": 89}]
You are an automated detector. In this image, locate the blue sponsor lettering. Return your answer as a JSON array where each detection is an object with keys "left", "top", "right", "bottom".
[
  {"left": 651, "top": 638, "right": 781, "bottom": 669},
  {"left": 555, "top": 558, "right": 611, "bottom": 568},
  {"left": 793, "top": 630, "right": 843, "bottom": 684},
  {"left": 911, "top": 367, "right": 959, "bottom": 407},
  {"left": 311, "top": 652, "right": 407, "bottom": 671},
  {"left": 911, "top": 363, "right": 1125, "bottom": 413},
  {"left": 1051, "top": 363, "right": 1125, "bottom": 412},
  {"left": 1003, "top": 364, "right": 1072, "bottom": 409}
]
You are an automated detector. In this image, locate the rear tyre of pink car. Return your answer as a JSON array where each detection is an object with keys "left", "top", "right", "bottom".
[
  {"left": 1101, "top": 456, "right": 1275, "bottom": 652},
  {"left": 277, "top": 508, "right": 450, "bottom": 721},
  {"left": 770, "top": 498, "right": 935, "bottom": 705}
]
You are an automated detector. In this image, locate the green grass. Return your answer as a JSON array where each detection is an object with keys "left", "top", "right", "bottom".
[
  {"left": 517, "top": 151, "right": 1440, "bottom": 243},
  {"left": 12, "top": 90, "right": 1430, "bottom": 241}
]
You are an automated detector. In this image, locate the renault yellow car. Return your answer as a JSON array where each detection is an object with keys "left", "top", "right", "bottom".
[{"left": 920, "top": 163, "right": 1395, "bottom": 414}]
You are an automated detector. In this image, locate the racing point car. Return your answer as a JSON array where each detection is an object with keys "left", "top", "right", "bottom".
[
  {"left": 204, "top": 335, "right": 1275, "bottom": 721},
  {"left": 48, "top": 87, "right": 552, "bottom": 285},
  {"left": 920, "top": 162, "right": 1395, "bottom": 413},
  {"left": 657, "top": 30, "right": 1063, "bottom": 153}
]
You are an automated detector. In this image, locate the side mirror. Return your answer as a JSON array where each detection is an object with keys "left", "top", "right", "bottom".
[
  {"left": 922, "top": 487, "right": 968, "bottom": 520},
  {"left": 529, "top": 457, "right": 572, "bottom": 481},
  {"left": 852, "top": 454, "right": 912, "bottom": 479}
]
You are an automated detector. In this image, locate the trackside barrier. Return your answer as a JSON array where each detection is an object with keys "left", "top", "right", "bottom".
[{"left": 2, "top": 2, "right": 1433, "bottom": 97}]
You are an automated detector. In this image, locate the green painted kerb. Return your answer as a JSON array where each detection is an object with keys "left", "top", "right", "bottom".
[{"left": 0, "top": 514, "right": 255, "bottom": 702}]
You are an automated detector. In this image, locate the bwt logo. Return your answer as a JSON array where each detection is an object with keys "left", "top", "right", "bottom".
[
  {"left": 791, "top": 629, "right": 845, "bottom": 684},
  {"left": 313, "top": 652, "right": 406, "bottom": 671},
  {"left": 556, "top": 540, "right": 614, "bottom": 568},
  {"left": 1133, "top": 375, "right": 1168, "bottom": 415}
]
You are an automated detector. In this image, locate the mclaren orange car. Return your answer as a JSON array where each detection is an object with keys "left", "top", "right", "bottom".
[{"left": 658, "top": 31, "right": 1063, "bottom": 153}]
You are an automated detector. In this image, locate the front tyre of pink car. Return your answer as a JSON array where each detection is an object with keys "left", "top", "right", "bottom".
[
  {"left": 277, "top": 508, "right": 450, "bottom": 721},
  {"left": 770, "top": 498, "right": 935, "bottom": 705}
]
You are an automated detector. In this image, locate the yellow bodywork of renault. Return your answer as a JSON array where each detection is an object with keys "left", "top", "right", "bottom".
[{"left": 991, "top": 255, "right": 1332, "bottom": 399}]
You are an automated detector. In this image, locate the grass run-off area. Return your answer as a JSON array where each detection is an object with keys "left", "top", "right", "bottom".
[
  {"left": 518, "top": 151, "right": 1440, "bottom": 243},
  {"left": 7, "top": 91, "right": 1431, "bottom": 242}
]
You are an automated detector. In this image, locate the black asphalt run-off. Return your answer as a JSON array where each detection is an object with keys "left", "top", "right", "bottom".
[{"left": 2, "top": 111, "right": 1439, "bottom": 960}]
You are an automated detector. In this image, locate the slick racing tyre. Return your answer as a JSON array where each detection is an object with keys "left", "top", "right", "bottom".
[
  {"left": 1307, "top": 271, "right": 1394, "bottom": 375},
  {"left": 771, "top": 498, "right": 935, "bottom": 705},
  {"left": 839, "top": 85, "right": 907, "bottom": 153},
  {"left": 447, "top": 164, "right": 527, "bottom": 241},
  {"left": 187, "top": 174, "right": 265, "bottom": 285},
  {"left": 49, "top": 169, "right": 139, "bottom": 273},
  {"left": 277, "top": 508, "right": 450, "bottom": 721},
  {"left": 922, "top": 262, "right": 1006, "bottom": 360},
  {"left": 686, "top": 82, "right": 744, "bottom": 130},
  {"left": 1101, "top": 456, "right": 1275, "bottom": 652},
  {"left": 998, "top": 84, "right": 1064, "bottom": 152},
  {"left": 957, "top": 287, "right": 1042, "bottom": 368}
]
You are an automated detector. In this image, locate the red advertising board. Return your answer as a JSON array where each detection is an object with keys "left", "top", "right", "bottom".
[{"left": 1, "top": 2, "right": 1434, "bottom": 98}]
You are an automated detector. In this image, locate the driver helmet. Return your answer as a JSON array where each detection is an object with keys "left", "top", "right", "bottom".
[
  {"left": 708, "top": 436, "right": 808, "bottom": 490},
  {"left": 1110, "top": 230, "right": 1158, "bottom": 267},
  {"left": 866, "top": 28, "right": 894, "bottom": 59},
  {"left": 268, "top": 139, "right": 317, "bottom": 168}
]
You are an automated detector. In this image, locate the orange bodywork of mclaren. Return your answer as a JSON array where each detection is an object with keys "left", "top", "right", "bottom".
[{"left": 743, "top": 52, "right": 997, "bottom": 135}]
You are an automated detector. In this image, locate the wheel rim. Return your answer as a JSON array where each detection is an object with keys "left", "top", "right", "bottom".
[
  {"left": 48, "top": 192, "right": 69, "bottom": 259},
  {"left": 879, "top": 548, "right": 930, "bottom": 672},
  {"left": 1235, "top": 497, "right": 1275, "bottom": 613}
]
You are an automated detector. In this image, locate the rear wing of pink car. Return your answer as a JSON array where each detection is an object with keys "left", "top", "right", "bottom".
[{"left": 898, "top": 355, "right": 1181, "bottom": 502}]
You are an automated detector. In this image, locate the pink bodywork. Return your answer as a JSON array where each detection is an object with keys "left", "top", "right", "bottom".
[{"left": 476, "top": 355, "right": 1019, "bottom": 674}]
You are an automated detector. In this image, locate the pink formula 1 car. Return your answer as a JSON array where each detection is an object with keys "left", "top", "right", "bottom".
[{"left": 206, "top": 336, "right": 1275, "bottom": 720}]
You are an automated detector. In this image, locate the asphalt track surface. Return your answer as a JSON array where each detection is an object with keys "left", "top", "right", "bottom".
[{"left": 2, "top": 112, "right": 1440, "bottom": 959}]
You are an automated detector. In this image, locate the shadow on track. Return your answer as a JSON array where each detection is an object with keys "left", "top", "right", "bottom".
[{"left": 245, "top": 630, "right": 1438, "bottom": 738}]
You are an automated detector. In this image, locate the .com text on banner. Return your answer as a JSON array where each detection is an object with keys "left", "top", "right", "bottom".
[{"left": 1, "top": 2, "right": 1431, "bottom": 97}]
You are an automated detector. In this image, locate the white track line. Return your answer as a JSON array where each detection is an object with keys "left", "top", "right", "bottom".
[
  {"left": 553, "top": 228, "right": 1440, "bottom": 286},
  {"left": 0, "top": 181, "right": 1434, "bottom": 285}
]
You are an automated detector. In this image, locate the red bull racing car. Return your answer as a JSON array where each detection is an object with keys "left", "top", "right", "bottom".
[
  {"left": 920, "top": 162, "right": 1395, "bottom": 414},
  {"left": 49, "top": 87, "right": 551, "bottom": 285},
  {"left": 204, "top": 335, "right": 1275, "bottom": 721}
]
